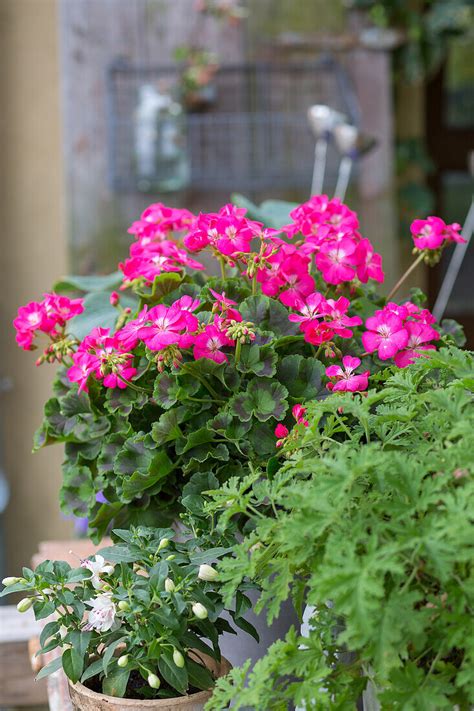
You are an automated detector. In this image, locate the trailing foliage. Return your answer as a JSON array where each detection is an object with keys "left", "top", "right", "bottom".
[{"left": 205, "top": 347, "right": 474, "bottom": 710}]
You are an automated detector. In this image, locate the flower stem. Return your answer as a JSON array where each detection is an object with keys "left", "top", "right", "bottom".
[
  {"left": 117, "top": 375, "right": 151, "bottom": 394},
  {"left": 252, "top": 273, "right": 258, "bottom": 296},
  {"left": 219, "top": 257, "right": 226, "bottom": 281},
  {"left": 386, "top": 253, "right": 425, "bottom": 302}
]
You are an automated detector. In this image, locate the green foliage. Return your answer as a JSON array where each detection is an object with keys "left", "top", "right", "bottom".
[
  {"left": 1, "top": 527, "right": 255, "bottom": 700},
  {"left": 205, "top": 347, "right": 474, "bottom": 709}
]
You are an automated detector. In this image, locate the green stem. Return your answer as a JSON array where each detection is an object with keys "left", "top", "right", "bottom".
[
  {"left": 252, "top": 272, "right": 258, "bottom": 296},
  {"left": 386, "top": 253, "right": 425, "bottom": 302},
  {"left": 180, "top": 364, "right": 223, "bottom": 400},
  {"left": 219, "top": 257, "right": 226, "bottom": 281},
  {"left": 234, "top": 339, "right": 242, "bottom": 364},
  {"left": 116, "top": 375, "right": 151, "bottom": 394}
]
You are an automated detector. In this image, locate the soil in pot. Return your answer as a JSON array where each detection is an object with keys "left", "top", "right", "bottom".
[{"left": 86, "top": 669, "right": 202, "bottom": 700}]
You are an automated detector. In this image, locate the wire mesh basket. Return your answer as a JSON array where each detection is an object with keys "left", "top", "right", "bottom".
[{"left": 107, "top": 56, "right": 359, "bottom": 193}]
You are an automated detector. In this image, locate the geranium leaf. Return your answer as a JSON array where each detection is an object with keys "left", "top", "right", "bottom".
[
  {"left": 230, "top": 379, "right": 288, "bottom": 423},
  {"left": 240, "top": 295, "right": 298, "bottom": 337},
  {"left": 277, "top": 355, "right": 324, "bottom": 400}
]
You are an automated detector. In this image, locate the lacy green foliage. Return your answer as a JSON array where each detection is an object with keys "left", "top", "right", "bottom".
[
  {"left": 35, "top": 275, "right": 336, "bottom": 541},
  {"left": 205, "top": 347, "right": 474, "bottom": 709},
  {"left": 1, "top": 527, "right": 254, "bottom": 699}
]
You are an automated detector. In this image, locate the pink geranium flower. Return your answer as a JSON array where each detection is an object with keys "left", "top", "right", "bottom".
[
  {"left": 288, "top": 292, "right": 326, "bottom": 330},
  {"left": 411, "top": 217, "right": 446, "bottom": 250},
  {"left": 326, "top": 356, "right": 369, "bottom": 392},
  {"left": 115, "top": 307, "right": 149, "bottom": 351},
  {"left": 193, "top": 324, "right": 233, "bottom": 363},
  {"left": 67, "top": 352, "right": 97, "bottom": 393},
  {"left": 13, "top": 294, "right": 84, "bottom": 350},
  {"left": 393, "top": 322, "right": 439, "bottom": 368},
  {"left": 315, "top": 238, "right": 358, "bottom": 285},
  {"left": 362, "top": 311, "right": 409, "bottom": 360},
  {"left": 138, "top": 304, "right": 198, "bottom": 352},
  {"left": 279, "top": 254, "right": 315, "bottom": 308},
  {"left": 320, "top": 297, "right": 362, "bottom": 339},
  {"left": 354, "top": 239, "right": 385, "bottom": 283}
]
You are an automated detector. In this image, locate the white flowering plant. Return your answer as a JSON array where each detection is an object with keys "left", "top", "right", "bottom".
[{"left": 1, "top": 527, "right": 255, "bottom": 700}]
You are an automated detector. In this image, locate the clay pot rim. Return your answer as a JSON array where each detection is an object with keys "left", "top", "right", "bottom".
[{"left": 68, "top": 656, "right": 231, "bottom": 708}]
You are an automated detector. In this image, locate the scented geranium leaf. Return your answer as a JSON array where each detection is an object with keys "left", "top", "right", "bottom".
[
  {"left": 65, "top": 439, "right": 103, "bottom": 463},
  {"left": 177, "top": 427, "right": 215, "bottom": 455},
  {"left": 237, "top": 343, "right": 278, "bottom": 378},
  {"left": 230, "top": 379, "right": 289, "bottom": 423},
  {"left": 60, "top": 390, "right": 92, "bottom": 416},
  {"left": 151, "top": 407, "right": 186, "bottom": 446},
  {"left": 379, "top": 663, "right": 454, "bottom": 709},
  {"left": 277, "top": 355, "right": 324, "bottom": 400},
  {"left": 105, "top": 387, "right": 147, "bottom": 416},
  {"left": 53, "top": 271, "right": 123, "bottom": 294},
  {"left": 121, "top": 450, "right": 174, "bottom": 502},
  {"left": 240, "top": 295, "right": 298, "bottom": 337}
]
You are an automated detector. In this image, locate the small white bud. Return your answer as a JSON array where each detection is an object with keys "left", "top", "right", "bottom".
[
  {"left": 148, "top": 673, "right": 161, "bottom": 689},
  {"left": 117, "top": 654, "right": 129, "bottom": 668},
  {"left": 173, "top": 649, "right": 185, "bottom": 668},
  {"left": 2, "top": 576, "right": 21, "bottom": 587},
  {"left": 17, "top": 597, "right": 33, "bottom": 613},
  {"left": 118, "top": 600, "right": 130, "bottom": 612},
  {"left": 157, "top": 538, "right": 170, "bottom": 551},
  {"left": 192, "top": 602, "right": 208, "bottom": 619},
  {"left": 164, "top": 578, "right": 175, "bottom": 593},
  {"left": 198, "top": 564, "right": 218, "bottom": 582}
]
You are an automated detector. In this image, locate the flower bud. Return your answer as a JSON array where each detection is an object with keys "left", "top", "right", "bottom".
[
  {"left": 2, "top": 576, "right": 21, "bottom": 587},
  {"left": 17, "top": 597, "right": 33, "bottom": 613},
  {"left": 173, "top": 649, "right": 185, "bottom": 668},
  {"left": 118, "top": 600, "right": 130, "bottom": 612},
  {"left": 166, "top": 554, "right": 176, "bottom": 561},
  {"left": 198, "top": 564, "right": 218, "bottom": 582},
  {"left": 192, "top": 602, "right": 208, "bottom": 619},
  {"left": 157, "top": 538, "right": 170, "bottom": 552},
  {"left": 148, "top": 673, "right": 161, "bottom": 689},
  {"left": 109, "top": 291, "right": 120, "bottom": 307},
  {"left": 164, "top": 578, "right": 175, "bottom": 593},
  {"left": 117, "top": 654, "right": 129, "bottom": 668}
]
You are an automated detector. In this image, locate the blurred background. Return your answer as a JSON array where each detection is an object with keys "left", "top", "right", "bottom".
[{"left": 0, "top": 0, "right": 472, "bottom": 638}]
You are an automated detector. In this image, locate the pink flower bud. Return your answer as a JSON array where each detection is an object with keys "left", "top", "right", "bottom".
[
  {"left": 274, "top": 424, "right": 289, "bottom": 439},
  {"left": 109, "top": 291, "right": 120, "bottom": 307}
]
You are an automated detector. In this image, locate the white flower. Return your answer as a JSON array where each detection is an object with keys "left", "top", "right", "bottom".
[
  {"left": 81, "top": 555, "right": 115, "bottom": 590},
  {"left": 192, "top": 602, "right": 208, "bottom": 619},
  {"left": 165, "top": 577, "right": 175, "bottom": 593},
  {"left": 198, "top": 564, "right": 218, "bottom": 582},
  {"left": 85, "top": 594, "right": 117, "bottom": 632}
]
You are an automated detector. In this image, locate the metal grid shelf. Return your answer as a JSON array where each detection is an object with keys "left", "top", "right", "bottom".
[{"left": 107, "top": 56, "right": 359, "bottom": 194}]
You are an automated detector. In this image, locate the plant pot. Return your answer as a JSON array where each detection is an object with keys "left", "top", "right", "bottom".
[
  {"left": 68, "top": 654, "right": 231, "bottom": 711},
  {"left": 219, "top": 588, "right": 300, "bottom": 670}
]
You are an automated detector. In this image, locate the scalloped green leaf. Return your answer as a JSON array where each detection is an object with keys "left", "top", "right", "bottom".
[
  {"left": 240, "top": 295, "right": 297, "bottom": 337},
  {"left": 277, "top": 355, "right": 325, "bottom": 400},
  {"left": 229, "top": 378, "right": 289, "bottom": 422}
]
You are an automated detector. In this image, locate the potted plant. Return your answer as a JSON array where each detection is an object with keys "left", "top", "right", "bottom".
[
  {"left": 203, "top": 345, "right": 474, "bottom": 709},
  {"left": 8, "top": 194, "right": 464, "bottom": 676},
  {"left": 1, "top": 525, "right": 253, "bottom": 709},
  {"left": 174, "top": 46, "right": 219, "bottom": 113}
]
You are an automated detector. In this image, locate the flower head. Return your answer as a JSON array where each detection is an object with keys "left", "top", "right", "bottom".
[
  {"left": 85, "top": 593, "right": 117, "bottom": 632},
  {"left": 81, "top": 555, "right": 115, "bottom": 590},
  {"left": 362, "top": 310, "right": 409, "bottom": 360}
]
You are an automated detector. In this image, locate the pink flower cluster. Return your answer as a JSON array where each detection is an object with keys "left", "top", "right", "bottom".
[
  {"left": 326, "top": 356, "right": 369, "bottom": 392},
  {"left": 281, "top": 195, "right": 384, "bottom": 286},
  {"left": 362, "top": 301, "right": 439, "bottom": 366},
  {"left": 411, "top": 217, "right": 464, "bottom": 251},
  {"left": 184, "top": 203, "right": 263, "bottom": 259},
  {"left": 289, "top": 293, "right": 362, "bottom": 346},
  {"left": 14, "top": 294, "right": 84, "bottom": 350},
  {"left": 67, "top": 327, "right": 137, "bottom": 392},
  {"left": 66, "top": 293, "right": 243, "bottom": 391},
  {"left": 120, "top": 204, "right": 203, "bottom": 287}
]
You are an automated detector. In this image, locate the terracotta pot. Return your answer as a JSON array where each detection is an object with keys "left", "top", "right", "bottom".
[{"left": 68, "top": 654, "right": 231, "bottom": 711}]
